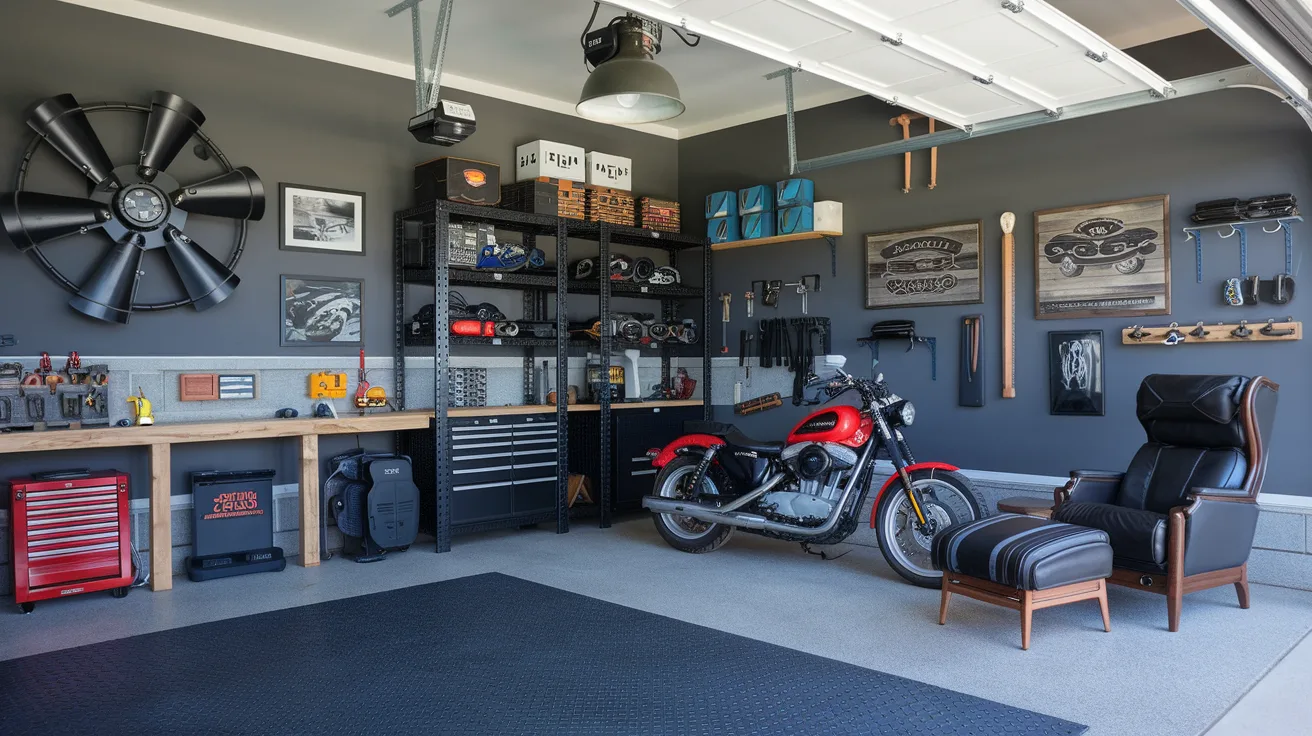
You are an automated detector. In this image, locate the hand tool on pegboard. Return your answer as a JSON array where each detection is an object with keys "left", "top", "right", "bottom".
[
  {"left": 719, "top": 293, "right": 732, "bottom": 354},
  {"left": 782, "top": 274, "right": 821, "bottom": 315},
  {"left": 1000, "top": 212, "right": 1016, "bottom": 398},
  {"left": 959, "top": 315, "right": 984, "bottom": 407},
  {"left": 745, "top": 289, "right": 755, "bottom": 318}
]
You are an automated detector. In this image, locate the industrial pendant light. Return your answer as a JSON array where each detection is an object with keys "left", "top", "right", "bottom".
[{"left": 578, "top": 14, "right": 685, "bottom": 125}]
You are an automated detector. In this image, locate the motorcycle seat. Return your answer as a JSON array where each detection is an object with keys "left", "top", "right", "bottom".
[{"left": 684, "top": 421, "right": 783, "bottom": 455}]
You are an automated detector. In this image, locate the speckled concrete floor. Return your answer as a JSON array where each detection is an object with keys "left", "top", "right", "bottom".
[{"left": 2, "top": 517, "right": 1308, "bottom": 736}]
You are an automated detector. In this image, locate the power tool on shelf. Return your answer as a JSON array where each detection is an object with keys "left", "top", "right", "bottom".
[{"left": 353, "top": 350, "right": 389, "bottom": 412}]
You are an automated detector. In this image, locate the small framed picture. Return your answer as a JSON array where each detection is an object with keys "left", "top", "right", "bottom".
[
  {"left": 1048, "top": 330, "right": 1104, "bottom": 416},
  {"left": 279, "top": 183, "right": 365, "bottom": 255},
  {"left": 280, "top": 275, "right": 363, "bottom": 347}
]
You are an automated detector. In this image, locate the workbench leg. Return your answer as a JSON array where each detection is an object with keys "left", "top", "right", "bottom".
[
  {"left": 299, "top": 434, "right": 320, "bottom": 566},
  {"left": 150, "top": 443, "right": 172, "bottom": 592}
]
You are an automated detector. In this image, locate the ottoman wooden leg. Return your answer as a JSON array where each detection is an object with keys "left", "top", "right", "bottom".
[
  {"left": 939, "top": 578, "right": 952, "bottom": 625},
  {"left": 1020, "top": 591, "right": 1033, "bottom": 650},
  {"left": 1098, "top": 580, "right": 1111, "bottom": 632}
]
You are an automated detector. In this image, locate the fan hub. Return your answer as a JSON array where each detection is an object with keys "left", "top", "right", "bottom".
[{"left": 115, "top": 183, "right": 169, "bottom": 229}]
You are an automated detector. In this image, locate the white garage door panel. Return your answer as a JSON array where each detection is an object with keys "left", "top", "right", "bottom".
[
  {"left": 822, "top": 45, "right": 949, "bottom": 89},
  {"left": 922, "top": 13, "right": 1057, "bottom": 67},
  {"left": 602, "top": 0, "right": 1171, "bottom": 128},
  {"left": 713, "top": 1, "right": 850, "bottom": 52},
  {"left": 919, "top": 82, "right": 1028, "bottom": 118}
]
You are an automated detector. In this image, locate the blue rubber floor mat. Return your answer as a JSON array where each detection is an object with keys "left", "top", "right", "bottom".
[{"left": 0, "top": 572, "right": 1086, "bottom": 735}]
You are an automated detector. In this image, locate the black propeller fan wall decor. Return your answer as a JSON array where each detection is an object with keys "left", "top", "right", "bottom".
[{"left": 0, "top": 91, "right": 265, "bottom": 324}]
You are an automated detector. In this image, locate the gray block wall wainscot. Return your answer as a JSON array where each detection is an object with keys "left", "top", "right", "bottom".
[{"left": 677, "top": 30, "right": 1312, "bottom": 498}]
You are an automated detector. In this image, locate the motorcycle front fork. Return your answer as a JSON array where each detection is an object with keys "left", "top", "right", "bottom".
[{"left": 881, "top": 432, "right": 930, "bottom": 529}]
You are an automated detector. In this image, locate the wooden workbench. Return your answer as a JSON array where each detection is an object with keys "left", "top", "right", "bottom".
[{"left": 0, "top": 400, "right": 702, "bottom": 592}]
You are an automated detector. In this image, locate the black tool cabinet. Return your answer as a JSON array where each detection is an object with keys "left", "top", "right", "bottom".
[
  {"left": 393, "top": 201, "right": 711, "bottom": 552},
  {"left": 570, "top": 405, "right": 703, "bottom": 513}
]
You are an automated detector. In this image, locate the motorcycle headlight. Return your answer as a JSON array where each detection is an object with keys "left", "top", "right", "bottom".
[{"left": 898, "top": 401, "right": 915, "bottom": 426}]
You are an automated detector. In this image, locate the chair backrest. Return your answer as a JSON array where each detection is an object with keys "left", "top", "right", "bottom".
[{"left": 1117, "top": 374, "right": 1278, "bottom": 514}]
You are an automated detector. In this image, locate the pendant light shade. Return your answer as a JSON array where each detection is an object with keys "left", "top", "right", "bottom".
[{"left": 577, "top": 16, "right": 685, "bottom": 125}]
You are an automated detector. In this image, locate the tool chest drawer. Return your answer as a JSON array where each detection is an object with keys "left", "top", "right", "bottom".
[
  {"left": 10, "top": 470, "right": 133, "bottom": 606},
  {"left": 439, "top": 413, "right": 561, "bottom": 527}
]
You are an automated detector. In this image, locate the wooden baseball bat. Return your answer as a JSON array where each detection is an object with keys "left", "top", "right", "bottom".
[{"left": 1000, "top": 212, "right": 1016, "bottom": 399}]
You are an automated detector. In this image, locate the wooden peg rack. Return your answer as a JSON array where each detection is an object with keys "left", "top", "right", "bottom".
[{"left": 1121, "top": 320, "right": 1302, "bottom": 345}]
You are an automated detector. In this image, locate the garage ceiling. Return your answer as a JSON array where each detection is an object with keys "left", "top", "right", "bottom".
[{"left": 63, "top": 0, "right": 1204, "bottom": 138}]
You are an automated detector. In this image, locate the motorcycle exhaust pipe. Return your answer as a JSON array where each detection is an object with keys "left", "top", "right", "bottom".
[{"left": 642, "top": 495, "right": 846, "bottom": 538}]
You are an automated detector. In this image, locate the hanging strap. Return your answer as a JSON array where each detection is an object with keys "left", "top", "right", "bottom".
[
  {"left": 1281, "top": 220, "right": 1294, "bottom": 276},
  {"left": 1192, "top": 230, "right": 1203, "bottom": 283},
  {"left": 1238, "top": 226, "right": 1249, "bottom": 278}
]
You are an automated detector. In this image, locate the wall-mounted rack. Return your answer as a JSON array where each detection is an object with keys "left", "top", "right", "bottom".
[
  {"left": 710, "top": 231, "right": 841, "bottom": 277},
  {"left": 1122, "top": 319, "right": 1302, "bottom": 345},
  {"left": 1182, "top": 215, "right": 1302, "bottom": 283}
]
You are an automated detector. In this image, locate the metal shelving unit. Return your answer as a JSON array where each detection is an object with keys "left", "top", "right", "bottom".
[
  {"left": 566, "top": 222, "right": 712, "bottom": 528},
  {"left": 393, "top": 201, "right": 568, "bottom": 553}
]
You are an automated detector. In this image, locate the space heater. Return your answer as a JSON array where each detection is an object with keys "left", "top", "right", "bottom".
[{"left": 10, "top": 469, "right": 134, "bottom": 613}]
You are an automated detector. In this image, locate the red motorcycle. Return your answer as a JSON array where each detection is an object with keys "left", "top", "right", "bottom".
[{"left": 643, "top": 363, "right": 986, "bottom": 587}]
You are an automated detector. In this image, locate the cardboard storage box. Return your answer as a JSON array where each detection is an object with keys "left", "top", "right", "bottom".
[
  {"left": 706, "top": 191, "right": 737, "bottom": 219},
  {"left": 516, "top": 140, "right": 585, "bottom": 182},
  {"left": 586, "top": 151, "right": 632, "bottom": 191},
  {"left": 585, "top": 185, "right": 635, "bottom": 226},
  {"left": 414, "top": 157, "right": 501, "bottom": 206},
  {"left": 639, "top": 197, "right": 681, "bottom": 233},
  {"left": 776, "top": 178, "right": 815, "bottom": 207},
  {"left": 708, "top": 216, "right": 739, "bottom": 244},
  {"left": 742, "top": 212, "right": 775, "bottom": 240},
  {"left": 501, "top": 177, "right": 585, "bottom": 219},
  {"left": 738, "top": 184, "right": 773, "bottom": 215}
]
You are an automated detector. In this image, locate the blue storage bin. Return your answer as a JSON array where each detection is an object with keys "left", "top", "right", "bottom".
[
  {"left": 741, "top": 212, "right": 775, "bottom": 240},
  {"left": 705, "top": 191, "right": 737, "bottom": 219},
  {"left": 776, "top": 178, "right": 815, "bottom": 208},
  {"left": 708, "top": 215, "right": 740, "bottom": 244},
  {"left": 777, "top": 205, "right": 814, "bottom": 235},
  {"left": 738, "top": 184, "right": 774, "bottom": 215}
]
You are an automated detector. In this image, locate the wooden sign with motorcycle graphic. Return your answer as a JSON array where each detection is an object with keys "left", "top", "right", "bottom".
[
  {"left": 864, "top": 220, "right": 983, "bottom": 309},
  {"left": 1034, "top": 195, "right": 1171, "bottom": 319}
]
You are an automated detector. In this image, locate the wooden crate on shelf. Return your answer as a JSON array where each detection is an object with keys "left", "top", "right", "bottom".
[
  {"left": 584, "top": 185, "right": 636, "bottom": 227},
  {"left": 639, "top": 197, "right": 681, "bottom": 233},
  {"left": 500, "top": 176, "right": 585, "bottom": 220}
]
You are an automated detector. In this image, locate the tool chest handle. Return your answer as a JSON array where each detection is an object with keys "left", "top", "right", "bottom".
[{"left": 31, "top": 468, "right": 91, "bottom": 480}]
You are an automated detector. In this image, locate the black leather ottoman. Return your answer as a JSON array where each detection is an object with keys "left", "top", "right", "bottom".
[{"left": 932, "top": 513, "right": 1113, "bottom": 650}]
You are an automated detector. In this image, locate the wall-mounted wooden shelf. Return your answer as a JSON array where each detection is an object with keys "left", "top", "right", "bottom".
[
  {"left": 1121, "top": 320, "right": 1302, "bottom": 345},
  {"left": 711, "top": 230, "right": 842, "bottom": 251},
  {"left": 711, "top": 231, "right": 842, "bottom": 276}
]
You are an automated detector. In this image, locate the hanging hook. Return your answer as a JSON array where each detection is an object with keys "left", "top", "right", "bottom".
[
  {"left": 1163, "top": 322, "right": 1185, "bottom": 345},
  {"left": 1189, "top": 321, "right": 1210, "bottom": 339},
  {"left": 1128, "top": 325, "right": 1148, "bottom": 341},
  {"left": 1263, "top": 223, "right": 1283, "bottom": 234},
  {"left": 1218, "top": 225, "right": 1238, "bottom": 239},
  {"left": 1231, "top": 320, "right": 1252, "bottom": 339}
]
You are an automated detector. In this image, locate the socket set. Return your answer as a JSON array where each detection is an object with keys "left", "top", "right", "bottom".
[{"left": 449, "top": 367, "right": 488, "bottom": 407}]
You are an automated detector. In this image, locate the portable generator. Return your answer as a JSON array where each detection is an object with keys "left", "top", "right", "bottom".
[
  {"left": 325, "top": 450, "right": 419, "bottom": 563},
  {"left": 10, "top": 469, "right": 134, "bottom": 613}
]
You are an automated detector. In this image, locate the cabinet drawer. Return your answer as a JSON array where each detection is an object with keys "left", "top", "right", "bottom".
[
  {"left": 451, "top": 483, "right": 513, "bottom": 524},
  {"left": 512, "top": 477, "right": 556, "bottom": 514},
  {"left": 512, "top": 458, "right": 558, "bottom": 482}
]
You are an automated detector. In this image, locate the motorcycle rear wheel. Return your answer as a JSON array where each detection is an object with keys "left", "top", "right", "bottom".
[
  {"left": 875, "top": 469, "right": 986, "bottom": 588},
  {"left": 650, "top": 456, "right": 735, "bottom": 553}
]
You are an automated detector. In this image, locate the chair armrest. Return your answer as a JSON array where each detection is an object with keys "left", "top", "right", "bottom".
[
  {"left": 1054, "top": 470, "right": 1123, "bottom": 508},
  {"left": 1188, "top": 486, "right": 1255, "bottom": 504},
  {"left": 1181, "top": 496, "right": 1259, "bottom": 576}
]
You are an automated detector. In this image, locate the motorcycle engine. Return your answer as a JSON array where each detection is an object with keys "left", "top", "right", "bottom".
[{"left": 760, "top": 442, "right": 859, "bottom": 525}]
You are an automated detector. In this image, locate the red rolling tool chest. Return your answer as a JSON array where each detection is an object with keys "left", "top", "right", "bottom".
[{"left": 10, "top": 469, "right": 134, "bottom": 613}]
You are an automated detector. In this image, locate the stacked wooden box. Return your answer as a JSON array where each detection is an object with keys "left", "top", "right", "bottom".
[
  {"left": 500, "top": 176, "right": 586, "bottom": 220},
  {"left": 639, "top": 197, "right": 681, "bottom": 233},
  {"left": 585, "top": 185, "right": 636, "bottom": 227}
]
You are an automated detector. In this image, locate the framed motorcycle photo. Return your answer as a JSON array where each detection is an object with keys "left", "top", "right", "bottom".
[
  {"left": 864, "top": 220, "right": 983, "bottom": 309},
  {"left": 1034, "top": 195, "right": 1171, "bottom": 319}
]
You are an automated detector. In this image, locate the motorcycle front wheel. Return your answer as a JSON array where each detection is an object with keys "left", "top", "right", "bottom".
[
  {"left": 650, "top": 456, "right": 735, "bottom": 554},
  {"left": 875, "top": 469, "right": 987, "bottom": 588}
]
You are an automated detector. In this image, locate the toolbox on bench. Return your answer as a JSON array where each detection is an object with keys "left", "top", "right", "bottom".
[{"left": 10, "top": 469, "right": 133, "bottom": 611}]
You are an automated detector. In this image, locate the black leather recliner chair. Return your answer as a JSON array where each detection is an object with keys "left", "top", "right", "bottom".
[{"left": 1051, "top": 374, "right": 1278, "bottom": 632}]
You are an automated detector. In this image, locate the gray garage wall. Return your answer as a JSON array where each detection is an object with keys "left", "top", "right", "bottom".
[
  {"left": 679, "top": 32, "right": 1312, "bottom": 497},
  {"left": 0, "top": 0, "right": 678, "bottom": 503}
]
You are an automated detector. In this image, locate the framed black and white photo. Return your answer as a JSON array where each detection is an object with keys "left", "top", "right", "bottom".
[
  {"left": 279, "top": 184, "right": 365, "bottom": 255},
  {"left": 1048, "top": 330, "right": 1104, "bottom": 416},
  {"left": 864, "top": 220, "right": 983, "bottom": 309},
  {"left": 280, "top": 275, "right": 363, "bottom": 347},
  {"left": 1034, "top": 195, "right": 1170, "bottom": 319}
]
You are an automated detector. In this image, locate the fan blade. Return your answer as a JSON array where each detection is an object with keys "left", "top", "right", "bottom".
[
  {"left": 69, "top": 233, "right": 145, "bottom": 324},
  {"left": 163, "top": 226, "right": 239, "bottom": 311},
  {"left": 138, "top": 91, "right": 205, "bottom": 181},
  {"left": 0, "top": 191, "right": 112, "bottom": 251},
  {"left": 28, "top": 94, "right": 120, "bottom": 189},
  {"left": 171, "top": 167, "right": 265, "bottom": 220}
]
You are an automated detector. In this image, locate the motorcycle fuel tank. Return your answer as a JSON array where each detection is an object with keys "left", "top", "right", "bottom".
[{"left": 788, "top": 405, "right": 868, "bottom": 446}]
